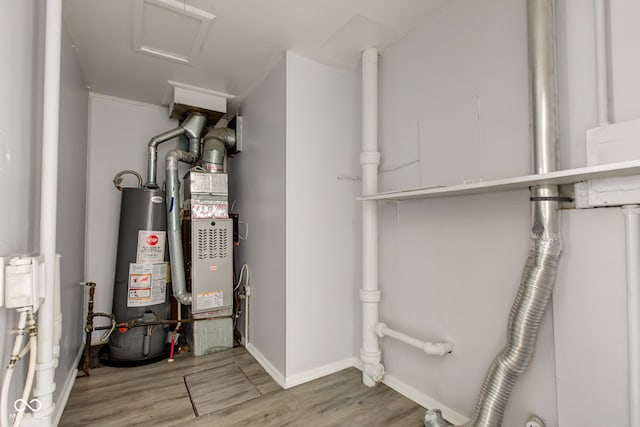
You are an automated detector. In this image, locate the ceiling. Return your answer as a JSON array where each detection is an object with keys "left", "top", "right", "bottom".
[{"left": 62, "top": 0, "right": 446, "bottom": 107}]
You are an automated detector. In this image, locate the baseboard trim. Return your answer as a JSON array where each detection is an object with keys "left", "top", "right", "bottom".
[
  {"left": 284, "top": 357, "right": 359, "bottom": 389},
  {"left": 53, "top": 346, "right": 84, "bottom": 426},
  {"left": 382, "top": 373, "right": 470, "bottom": 425},
  {"left": 246, "top": 346, "right": 466, "bottom": 424},
  {"left": 245, "top": 343, "right": 286, "bottom": 389},
  {"left": 349, "top": 358, "right": 469, "bottom": 425}
]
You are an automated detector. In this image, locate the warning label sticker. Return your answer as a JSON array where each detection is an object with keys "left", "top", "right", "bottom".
[
  {"left": 136, "top": 230, "right": 166, "bottom": 263},
  {"left": 127, "top": 263, "right": 167, "bottom": 307},
  {"left": 196, "top": 290, "right": 224, "bottom": 311}
]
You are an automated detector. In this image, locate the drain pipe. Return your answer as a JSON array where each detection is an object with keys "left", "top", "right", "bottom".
[
  {"left": 360, "top": 46, "right": 385, "bottom": 387},
  {"left": 425, "top": 1, "right": 562, "bottom": 426},
  {"left": 34, "top": 0, "right": 63, "bottom": 424}
]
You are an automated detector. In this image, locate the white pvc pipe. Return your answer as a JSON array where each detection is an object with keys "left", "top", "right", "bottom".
[
  {"left": 375, "top": 323, "right": 453, "bottom": 358},
  {"left": 360, "top": 46, "right": 384, "bottom": 387},
  {"left": 594, "top": 0, "right": 610, "bottom": 126},
  {"left": 53, "top": 255, "right": 62, "bottom": 360},
  {"left": 244, "top": 286, "right": 250, "bottom": 346},
  {"left": 35, "top": 0, "right": 63, "bottom": 424},
  {"left": 624, "top": 205, "right": 640, "bottom": 427}
]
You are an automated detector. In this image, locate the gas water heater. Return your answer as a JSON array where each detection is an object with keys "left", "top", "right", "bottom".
[{"left": 105, "top": 112, "right": 239, "bottom": 364}]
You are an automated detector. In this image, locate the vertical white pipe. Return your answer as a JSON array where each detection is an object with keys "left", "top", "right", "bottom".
[
  {"left": 35, "top": 0, "right": 62, "bottom": 424},
  {"left": 360, "top": 46, "right": 384, "bottom": 387},
  {"left": 244, "top": 293, "right": 250, "bottom": 346},
  {"left": 624, "top": 205, "right": 640, "bottom": 427},
  {"left": 594, "top": 0, "right": 610, "bottom": 126}
]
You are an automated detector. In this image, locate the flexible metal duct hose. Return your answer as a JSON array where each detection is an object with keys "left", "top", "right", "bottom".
[
  {"left": 425, "top": 1, "right": 560, "bottom": 425},
  {"left": 463, "top": 243, "right": 560, "bottom": 426}
]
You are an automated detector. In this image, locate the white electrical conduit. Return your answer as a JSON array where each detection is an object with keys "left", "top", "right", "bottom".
[
  {"left": 1, "top": 310, "right": 29, "bottom": 427},
  {"left": 360, "top": 46, "right": 384, "bottom": 387},
  {"left": 375, "top": 323, "right": 453, "bottom": 358},
  {"left": 234, "top": 264, "right": 251, "bottom": 346},
  {"left": 624, "top": 206, "right": 640, "bottom": 427},
  {"left": 35, "top": 0, "right": 62, "bottom": 424},
  {"left": 244, "top": 289, "right": 250, "bottom": 346},
  {"left": 594, "top": 0, "right": 610, "bottom": 126}
]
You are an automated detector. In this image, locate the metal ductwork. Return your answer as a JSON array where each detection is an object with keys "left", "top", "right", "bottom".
[
  {"left": 425, "top": 0, "right": 562, "bottom": 426},
  {"left": 164, "top": 113, "right": 208, "bottom": 306},
  {"left": 201, "top": 127, "right": 236, "bottom": 172},
  {"left": 146, "top": 112, "right": 207, "bottom": 188}
]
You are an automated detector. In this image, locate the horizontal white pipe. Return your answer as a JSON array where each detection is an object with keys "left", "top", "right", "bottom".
[
  {"left": 375, "top": 323, "right": 453, "bottom": 358},
  {"left": 623, "top": 205, "right": 640, "bottom": 427}
]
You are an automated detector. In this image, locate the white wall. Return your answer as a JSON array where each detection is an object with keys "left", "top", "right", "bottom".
[
  {"left": 85, "top": 94, "right": 176, "bottom": 341},
  {"left": 376, "top": 0, "right": 638, "bottom": 425},
  {"left": 0, "top": 1, "right": 88, "bottom": 418},
  {"left": 0, "top": 0, "right": 44, "bottom": 412},
  {"left": 231, "top": 57, "right": 287, "bottom": 375},
  {"left": 285, "top": 52, "right": 359, "bottom": 378},
  {"left": 54, "top": 23, "right": 89, "bottom": 410},
  {"left": 232, "top": 52, "right": 360, "bottom": 383},
  {"left": 552, "top": 1, "right": 638, "bottom": 426}
]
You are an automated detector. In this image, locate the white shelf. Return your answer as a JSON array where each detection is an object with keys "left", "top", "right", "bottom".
[{"left": 359, "top": 159, "right": 640, "bottom": 201}]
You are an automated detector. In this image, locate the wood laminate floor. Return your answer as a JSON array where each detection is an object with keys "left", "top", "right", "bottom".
[{"left": 61, "top": 347, "right": 425, "bottom": 426}]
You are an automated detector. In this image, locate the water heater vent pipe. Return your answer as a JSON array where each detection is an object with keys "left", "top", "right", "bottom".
[{"left": 146, "top": 112, "right": 207, "bottom": 188}]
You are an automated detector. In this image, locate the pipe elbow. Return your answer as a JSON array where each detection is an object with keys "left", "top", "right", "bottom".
[
  {"left": 424, "top": 342, "right": 453, "bottom": 357},
  {"left": 173, "top": 290, "right": 192, "bottom": 306},
  {"left": 204, "top": 127, "right": 236, "bottom": 147},
  {"left": 374, "top": 322, "right": 386, "bottom": 338},
  {"left": 180, "top": 112, "right": 207, "bottom": 140},
  {"left": 363, "top": 362, "right": 385, "bottom": 384},
  {"left": 166, "top": 149, "right": 194, "bottom": 168}
]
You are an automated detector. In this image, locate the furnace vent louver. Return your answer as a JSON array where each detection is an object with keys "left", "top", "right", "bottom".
[{"left": 197, "top": 228, "right": 228, "bottom": 260}]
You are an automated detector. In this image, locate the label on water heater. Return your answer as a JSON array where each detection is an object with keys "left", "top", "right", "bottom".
[
  {"left": 127, "top": 263, "right": 167, "bottom": 307},
  {"left": 136, "top": 230, "right": 166, "bottom": 263},
  {"left": 196, "top": 290, "right": 223, "bottom": 311}
]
